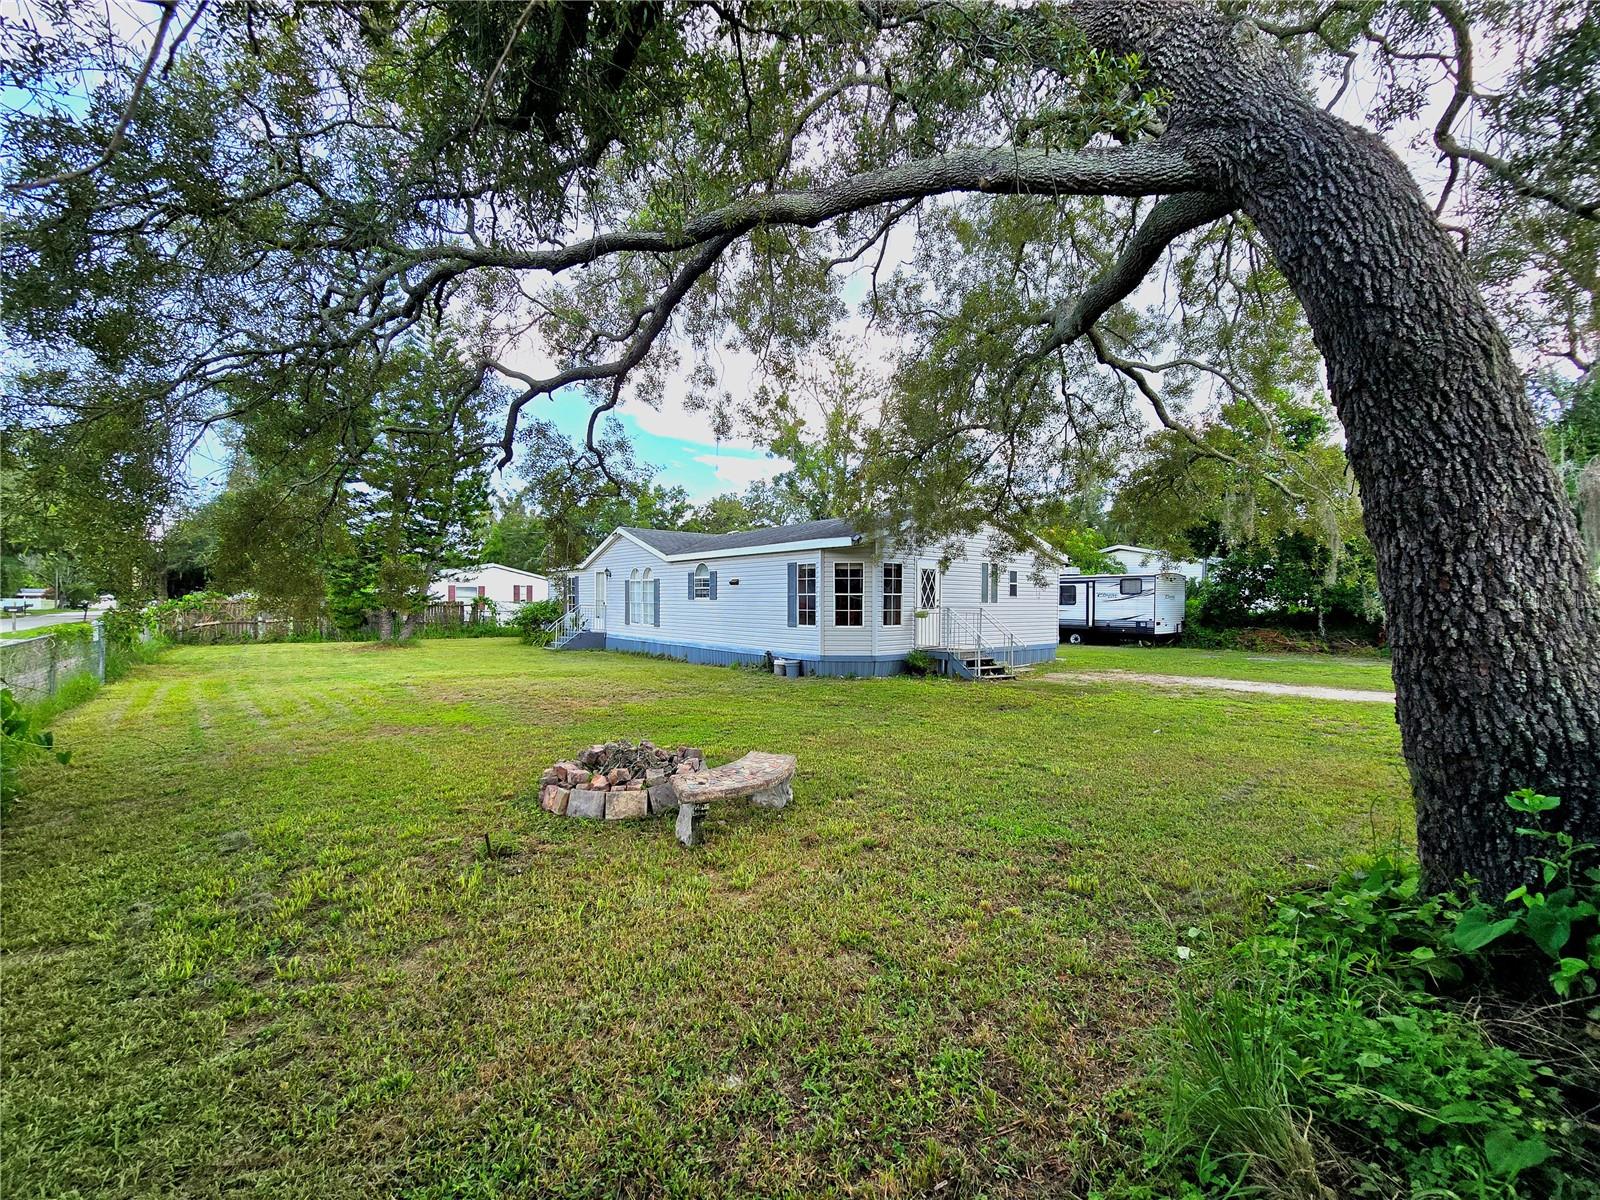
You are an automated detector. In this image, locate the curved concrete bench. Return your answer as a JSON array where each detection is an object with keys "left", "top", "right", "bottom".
[{"left": 671, "top": 751, "right": 796, "bottom": 846}]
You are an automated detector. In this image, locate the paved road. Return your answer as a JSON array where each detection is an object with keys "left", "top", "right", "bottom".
[
  {"left": 1039, "top": 670, "right": 1396, "bottom": 704},
  {"left": 1, "top": 606, "right": 108, "bottom": 635}
]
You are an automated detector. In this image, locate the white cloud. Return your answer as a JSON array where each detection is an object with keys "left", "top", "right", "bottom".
[{"left": 692, "top": 452, "right": 791, "bottom": 493}]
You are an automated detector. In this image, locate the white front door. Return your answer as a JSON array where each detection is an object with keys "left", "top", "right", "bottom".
[
  {"left": 914, "top": 564, "right": 942, "bottom": 647},
  {"left": 593, "top": 570, "right": 607, "bottom": 631}
]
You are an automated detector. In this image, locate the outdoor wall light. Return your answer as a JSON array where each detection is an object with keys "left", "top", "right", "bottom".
[{"left": 728, "top": 578, "right": 740, "bottom": 586}]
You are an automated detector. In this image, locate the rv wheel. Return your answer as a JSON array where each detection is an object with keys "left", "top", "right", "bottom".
[
  {"left": 1135, "top": 637, "right": 1154, "bottom": 648},
  {"left": 1067, "top": 633, "right": 1083, "bottom": 645}
]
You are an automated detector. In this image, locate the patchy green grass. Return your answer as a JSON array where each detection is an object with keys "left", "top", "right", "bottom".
[
  {"left": 2, "top": 640, "right": 1411, "bottom": 1198},
  {"left": 1056, "top": 643, "right": 1395, "bottom": 691}
]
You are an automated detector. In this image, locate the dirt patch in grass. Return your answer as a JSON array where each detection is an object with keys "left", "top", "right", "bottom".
[{"left": 1041, "top": 669, "right": 1396, "bottom": 703}]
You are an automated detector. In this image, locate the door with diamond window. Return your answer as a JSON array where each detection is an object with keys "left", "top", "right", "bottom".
[{"left": 914, "top": 564, "right": 942, "bottom": 647}]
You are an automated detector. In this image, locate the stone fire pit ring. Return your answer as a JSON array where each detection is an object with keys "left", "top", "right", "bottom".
[{"left": 538, "top": 740, "right": 700, "bottom": 821}]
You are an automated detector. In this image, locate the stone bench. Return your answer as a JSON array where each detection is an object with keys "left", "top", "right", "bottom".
[{"left": 671, "top": 751, "right": 796, "bottom": 847}]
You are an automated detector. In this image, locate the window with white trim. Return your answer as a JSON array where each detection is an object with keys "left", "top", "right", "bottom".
[
  {"left": 642, "top": 567, "right": 656, "bottom": 623},
  {"left": 1008, "top": 569, "right": 1018, "bottom": 598},
  {"left": 881, "top": 563, "right": 903, "bottom": 626},
  {"left": 833, "top": 562, "right": 864, "bottom": 627},
  {"left": 693, "top": 562, "right": 710, "bottom": 599},
  {"left": 797, "top": 564, "right": 817, "bottom": 626}
]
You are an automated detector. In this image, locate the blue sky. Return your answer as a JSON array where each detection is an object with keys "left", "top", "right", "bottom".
[{"left": 538, "top": 390, "right": 786, "bottom": 503}]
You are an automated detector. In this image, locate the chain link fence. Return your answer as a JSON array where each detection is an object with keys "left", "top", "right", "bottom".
[{"left": 0, "top": 627, "right": 106, "bottom": 703}]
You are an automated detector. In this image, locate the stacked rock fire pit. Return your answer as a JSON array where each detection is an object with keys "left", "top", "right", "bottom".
[{"left": 537, "top": 740, "right": 702, "bottom": 821}]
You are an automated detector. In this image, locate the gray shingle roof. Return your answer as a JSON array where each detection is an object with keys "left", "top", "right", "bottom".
[{"left": 620, "top": 518, "right": 859, "bottom": 558}]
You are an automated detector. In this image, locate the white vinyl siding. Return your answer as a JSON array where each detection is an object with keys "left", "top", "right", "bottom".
[{"left": 576, "top": 538, "right": 822, "bottom": 657}]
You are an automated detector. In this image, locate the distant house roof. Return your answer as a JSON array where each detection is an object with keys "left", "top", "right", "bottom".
[
  {"left": 439, "top": 562, "right": 549, "bottom": 581},
  {"left": 1103, "top": 544, "right": 1216, "bottom": 565},
  {"left": 580, "top": 518, "right": 860, "bottom": 568}
]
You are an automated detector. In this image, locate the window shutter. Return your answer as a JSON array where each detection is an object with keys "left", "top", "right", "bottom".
[
  {"left": 625, "top": 584, "right": 632, "bottom": 625},
  {"left": 479, "top": 586, "right": 486, "bottom": 598},
  {"left": 653, "top": 579, "right": 661, "bottom": 626},
  {"left": 787, "top": 562, "right": 798, "bottom": 627},
  {"left": 687, "top": 571, "right": 695, "bottom": 600},
  {"left": 448, "top": 584, "right": 456, "bottom": 602},
  {"left": 709, "top": 571, "right": 718, "bottom": 600}
]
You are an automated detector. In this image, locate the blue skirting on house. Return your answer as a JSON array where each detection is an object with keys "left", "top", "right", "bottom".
[
  {"left": 601, "top": 635, "right": 768, "bottom": 668},
  {"left": 587, "top": 635, "right": 1058, "bottom": 677}
]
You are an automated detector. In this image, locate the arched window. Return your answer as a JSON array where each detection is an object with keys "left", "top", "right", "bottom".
[
  {"left": 641, "top": 568, "right": 655, "bottom": 624},
  {"left": 693, "top": 562, "right": 710, "bottom": 599},
  {"left": 628, "top": 568, "right": 641, "bottom": 623}
]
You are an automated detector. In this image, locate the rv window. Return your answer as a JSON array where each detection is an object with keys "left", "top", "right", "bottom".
[
  {"left": 834, "top": 563, "right": 864, "bottom": 626},
  {"left": 1059, "top": 583, "right": 1077, "bottom": 606},
  {"left": 1119, "top": 578, "right": 1142, "bottom": 596}
]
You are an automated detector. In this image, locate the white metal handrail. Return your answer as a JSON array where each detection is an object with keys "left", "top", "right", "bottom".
[
  {"left": 938, "top": 607, "right": 1018, "bottom": 675},
  {"left": 549, "top": 606, "right": 592, "bottom": 649}
]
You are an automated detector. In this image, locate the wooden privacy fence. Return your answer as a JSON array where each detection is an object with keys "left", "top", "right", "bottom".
[
  {"left": 155, "top": 600, "right": 491, "bottom": 644},
  {"left": 162, "top": 615, "right": 342, "bottom": 645},
  {"left": 0, "top": 629, "right": 106, "bottom": 703}
]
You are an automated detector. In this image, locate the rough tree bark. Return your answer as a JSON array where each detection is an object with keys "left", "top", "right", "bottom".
[{"left": 1079, "top": 2, "right": 1600, "bottom": 893}]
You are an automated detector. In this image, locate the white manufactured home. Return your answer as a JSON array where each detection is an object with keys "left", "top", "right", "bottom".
[
  {"left": 557, "top": 519, "right": 1061, "bottom": 678},
  {"left": 1057, "top": 572, "right": 1186, "bottom": 643},
  {"left": 430, "top": 563, "right": 551, "bottom": 614}
]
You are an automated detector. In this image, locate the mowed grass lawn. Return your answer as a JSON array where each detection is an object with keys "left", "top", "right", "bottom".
[
  {"left": 1056, "top": 643, "right": 1395, "bottom": 691},
  {"left": 3, "top": 640, "right": 1411, "bottom": 1198}
]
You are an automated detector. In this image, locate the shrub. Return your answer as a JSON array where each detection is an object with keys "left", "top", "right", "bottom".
[
  {"left": 99, "top": 604, "right": 148, "bottom": 649},
  {"left": 418, "top": 619, "right": 519, "bottom": 639},
  {"left": 511, "top": 599, "right": 564, "bottom": 644},
  {"left": 904, "top": 649, "right": 935, "bottom": 676},
  {"left": 1151, "top": 795, "right": 1600, "bottom": 1198},
  {"left": 2, "top": 688, "right": 70, "bottom": 816},
  {"left": 47, "top": 621, "right": 94, "bottom": 646},
  {"left": 1452, "top": 790, "right": 1599, "bottom": 998}
]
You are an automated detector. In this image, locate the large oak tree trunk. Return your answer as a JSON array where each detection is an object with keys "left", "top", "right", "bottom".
[{"left": 1083, "top": 4, "right": 1600, "bottom": 893}]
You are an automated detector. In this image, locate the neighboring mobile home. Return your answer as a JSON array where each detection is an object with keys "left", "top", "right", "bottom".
[
  {"left": 430, "top": 563, "right": 551, "bottom": 615},
  {"left": 558, "top": 519, "right": 1060, "bottom": 678},
  {"left": 1098, "top": 544, "right": 1215, "bottom": 584}
]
